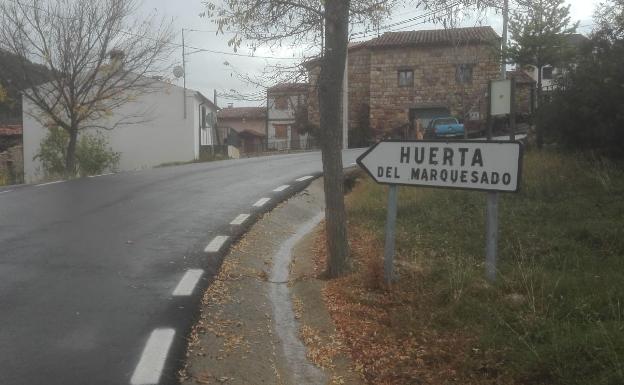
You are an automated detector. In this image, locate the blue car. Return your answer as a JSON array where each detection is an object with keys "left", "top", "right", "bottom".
[{"left": 426, "top": 117, "right": 465, "bottom": 138}]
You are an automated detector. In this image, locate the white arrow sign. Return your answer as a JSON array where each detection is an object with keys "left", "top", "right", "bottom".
[{"left": 357, "top": 140, "right": 523, "bottom": 192}]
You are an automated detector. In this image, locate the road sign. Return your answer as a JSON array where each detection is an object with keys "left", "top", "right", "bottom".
[
  {"left": 357, "top": 140, "right": 523, "bottom": 193},
  {"left": 491, "top": 79, "right": 512, "bottom": 116}
]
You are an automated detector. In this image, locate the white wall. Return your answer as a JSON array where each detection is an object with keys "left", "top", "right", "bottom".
[{"left": 23, "top": 82, "right": 212, "bottom": 183}]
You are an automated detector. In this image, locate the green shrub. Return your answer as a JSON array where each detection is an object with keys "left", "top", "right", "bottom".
[
  {"left": 35, "top": 127, "right": 119, "bottom": 178},
  {"left": 347, "top": 150, "right": 624, "bottom": 384}
]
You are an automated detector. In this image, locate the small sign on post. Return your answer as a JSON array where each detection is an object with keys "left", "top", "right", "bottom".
[
  {"left": 490, "top": 79, "right": 512, "bottom": 116},
  {"left": 357, "top": 140, "right": 523, "bottom": 284}
]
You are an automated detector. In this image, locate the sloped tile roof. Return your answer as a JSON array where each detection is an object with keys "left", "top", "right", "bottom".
[
  {"left": 303, "top": 26, "right": 500, "bottom": 68},
  {"left": 507, "top": 70, "right": 535, "bottom": 84},
  {"left": 267, "top": 83, "right": 309, "bottom": 93},
  {"left": 217, "top": 107, "right": 266, "bottom": 120},
  {"left": 362, "top": 26, "right": 500, "bottom": 48}
]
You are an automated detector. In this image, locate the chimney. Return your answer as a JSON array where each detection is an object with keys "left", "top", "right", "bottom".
[{"left": 109, "top": 50, "right": 125, "bottom": 71}]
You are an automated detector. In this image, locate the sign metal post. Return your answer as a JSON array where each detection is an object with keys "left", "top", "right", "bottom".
[
  {"left": 383, "top": 185, "right": 398, "bottom": 284},
  {"left": 357, "top": 140, "right": 522, "bottom": 284}
]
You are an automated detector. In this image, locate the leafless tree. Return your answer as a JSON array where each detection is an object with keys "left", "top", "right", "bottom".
[{"left": 0, "top": 0, "right": 175, "bottom": 176}]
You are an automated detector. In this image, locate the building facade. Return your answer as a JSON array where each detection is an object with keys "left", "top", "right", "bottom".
[
  {"left": 306, "top": 26, "right": 501, "bottom": 143},
  {"left": 266, "top": 83, "right": 313, "bottom": 150},
  {"left": 217, "top": 106, "right": 266, "bottom": 154},
  {"left": 22, "top": 81, "right": 218, "bottom": 182}
]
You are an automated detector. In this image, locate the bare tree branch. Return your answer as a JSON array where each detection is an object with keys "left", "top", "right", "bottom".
[{"left": 0, "top": 0, "right": 175, "bottom": 175}]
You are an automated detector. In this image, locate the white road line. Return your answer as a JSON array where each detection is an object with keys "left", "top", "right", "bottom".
[
  {"left": 130, "top": 328, "right": 175, "bottom": 385},
  {"left": 88, "top": 173, "right": 114, "bottom": 178},
  {"left": 35, "top": 180, "right": 64, "bottom": 187},
  {"left": 204, "top": 235, "right": 229, "bottom": 253},
  {"left": 230, "top": 214, "right": 250, "bottom": 226},
  {"left": 172, "top": 269, "right": 204, "bottom": 296},
  {"left": 253, "top": 198, "right": 271, "bottom": 208},
  {"left": 0, "top": 190, "right": 13, "bottom": 195},
  {"left": 295, "top": 175, "right": 314, "bottom": 182},
  {"left": 273, "top": 185, "right": 290, "bottom": 192}
]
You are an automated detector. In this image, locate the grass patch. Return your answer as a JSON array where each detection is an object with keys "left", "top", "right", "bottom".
[{"left": 334, "top": 150, "right": 624, "bottom": 384}]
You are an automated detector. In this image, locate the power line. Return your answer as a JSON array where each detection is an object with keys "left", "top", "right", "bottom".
[
  {"left": 3, "top": 0, "right": 299, "bottom": 61},
  {"left": 351, "top": 0, "right": 470, "bottom": 38}
]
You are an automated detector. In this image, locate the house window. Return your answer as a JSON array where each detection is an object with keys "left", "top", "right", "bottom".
[
  {"left": 274, "top": 124, "right": 288, "bottom": 139},
  {"left": 398, "top": 69, "right": 414, "bottom": 87},
  {"left": 542, "top": 67, "right": 553, "bottom": 80},
  {"left": 274, "top": 96, "right": 289, "bottom": 110},
  {"left": 456, "top": 64, "right": 473, "bottom": 84}
]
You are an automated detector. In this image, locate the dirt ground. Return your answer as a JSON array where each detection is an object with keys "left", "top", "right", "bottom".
[{"left": 181, "top": 179, "right": 360, "bottom": 385}]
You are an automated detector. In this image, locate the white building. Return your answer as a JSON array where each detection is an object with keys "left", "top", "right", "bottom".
[{"left": 22, "top": 81, "right": 218, "bottom": 182}]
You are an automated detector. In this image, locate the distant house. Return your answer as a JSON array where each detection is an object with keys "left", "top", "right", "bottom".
[
  {"left": 0, "top": 50, "right": 49, "bottom": 184},
  {"left": 22, "top": 82, "right": 218, "bottom": 182},
  {"left": 266, "top": 83, "right": 312, "bottom": 150},
  {"left": 305, "top": 26, "right": 501, "bottom": 142},
  {"left": 217, "top": 106, "right": 266, "bottom": 154},
  {"left": 0, "top": 49, "right": 50, "bottom": 125},
  {"left": 521, "top": 33, "right": 590, "bottom": 93}
]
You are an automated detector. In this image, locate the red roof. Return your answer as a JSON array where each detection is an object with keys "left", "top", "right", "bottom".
[
  {"left": 303, "top": 26, "right": 499, "bottom": 68},
  {"left": 0, "top": 124, "right": 22, "bottom": 136},
  {"left": 361, "top": 26, "right": 499, "bottom": 48},
  {"left": 267, "top": 83, "right": 309, "bottom": 93},
  {"left": 217, "top": 107, "right": 266, "bottom": 120}
]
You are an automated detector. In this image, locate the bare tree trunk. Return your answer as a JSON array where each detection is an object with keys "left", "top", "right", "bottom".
[
  {"left": 65, "top": 127, "right": 78, "bottom": 177},
  {"left": 536, "top": 66, "right": 543, "bottom": 149},
  {"left": 319, "top": 0, "right": 349, "bottom": 277}
]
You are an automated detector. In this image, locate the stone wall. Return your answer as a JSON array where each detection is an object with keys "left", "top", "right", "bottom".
[
  {"left": 368, "top": 44, "right": 499, "bottom": 132},
  {"left": 307, "top": 42, "right": 500, "bottom": 140},
  {"left": 514, "top": 82, "right": 534, "bottom": 115}
]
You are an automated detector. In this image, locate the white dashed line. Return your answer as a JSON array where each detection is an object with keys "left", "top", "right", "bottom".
[
  {"left": 253, "top": 198, "right": 271, "bottom": 208},
  {"left": 35, "top": 180, "right": 64, "bottom": 187},
  {"left": 295, "top": 175, "right": 314, "bottom": 182},
  {"left": 0, "top": 190, "right": 13, "bottom": 195},
  {"left": 172, "top": 269, "right": 204, "bottom": 296},
  {"left": 130, "top": 328, "right": 175, "bottom": 385},
  {"left": 204, "top": 235, "right": 229, "bottom": 253},
  {"left": 230, "top": 214, "right": 250, "bottom": 226},
  {"left": 273, "top": 185, "right": 290, "bottom": 192},
  {"left": 88, "top": 173, "right": 114, "bottom": 178}
]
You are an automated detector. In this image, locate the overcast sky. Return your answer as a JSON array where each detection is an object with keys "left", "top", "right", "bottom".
[{"left": 142, "top": 0, "right": 600, "bottom": 107}]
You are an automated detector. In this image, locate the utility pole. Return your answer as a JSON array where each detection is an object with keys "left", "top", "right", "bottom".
[
  {"left": 342, "top": 52, "right": 348, "bottom": 149},
  {"left": 501, "top": 0, "right": 508, "bottom": 80},
  {"left": 182, "top": 28, "right": 187, "bottom": 119},
  {"left": 486, "top": 0, "right": 509, "bottom": 282}
]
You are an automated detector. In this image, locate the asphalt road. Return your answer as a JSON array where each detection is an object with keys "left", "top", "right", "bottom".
[{"left": 0, "top": 149, "right": 362, "bottom": 385}]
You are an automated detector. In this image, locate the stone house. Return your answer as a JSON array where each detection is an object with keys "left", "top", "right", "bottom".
[
  {"left": 266, "top": 83, "right": 312, "bottom": 150},
  {"left": 305, "top": 26, "right": 501, "bottom": 143}
]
